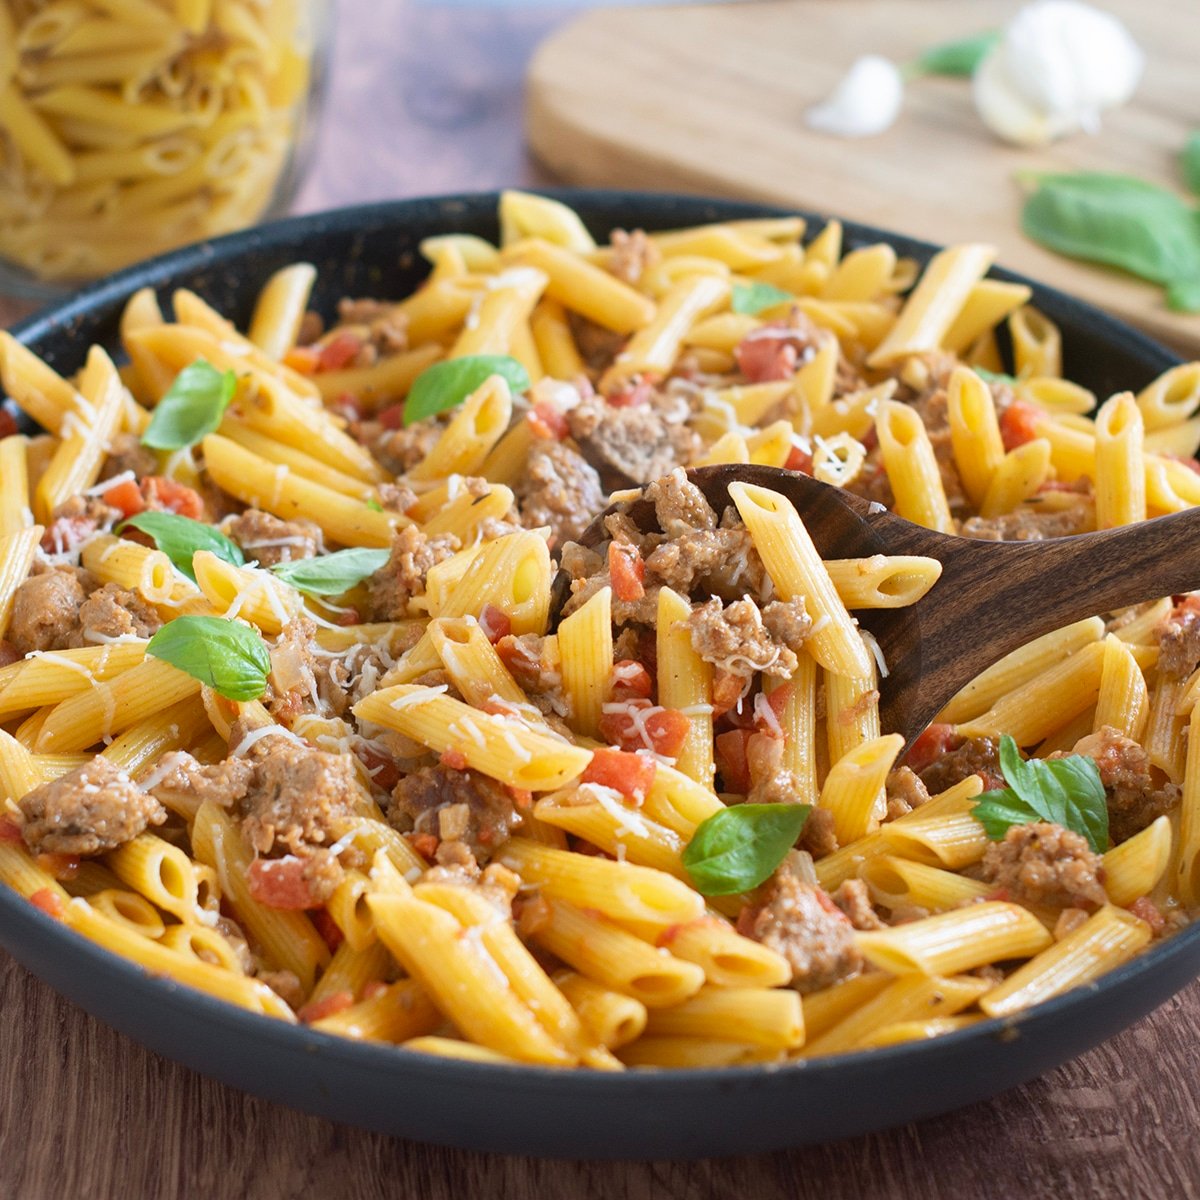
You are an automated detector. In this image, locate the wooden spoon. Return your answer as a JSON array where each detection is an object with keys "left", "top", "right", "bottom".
[{"left": 557, "top": 463, "right": 1200, "bottom": 751}]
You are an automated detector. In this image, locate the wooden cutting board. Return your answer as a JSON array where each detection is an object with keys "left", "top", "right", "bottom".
[{"left": 527, "top": 0, "right": 1200, "bottom": 355}]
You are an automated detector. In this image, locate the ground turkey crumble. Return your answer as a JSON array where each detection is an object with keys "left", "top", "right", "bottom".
[
  {"left": 1068, "top": 726, "right": 1181, "bottom": 845},
  {"left": 919, "top": 734, "right": 1004, "bottom": 794},
  {"left": 7, "top": 568, "right": 160, "bottom": 653},
  {"left": 225, "top": 509, "right": 322, "bottom": 567},
  {"left": 365, "top": 524, "right": 460, "bottom": 621},
  {"left": 389, "top": 763, "right": 522, "bottom": 868},
  {"left": 515, "top": 440, "right": 606, "bottom": 545},
  {"left": 980, "top": 821, "right": 1108, "bottom": 910},
  {"left": 567, "top": 387, "right": 702, "bottom": 488},
  {"left": 1157, "top": 597, "right": 1200, "bottom": 679},
  {"left": 736, "top": 861, "right": 863, "bottom": 993},
  {"left": 19, "top": 757, "right": 166, "bottom": 856},
  {"left": 150, "top": 724, "right": 359, "bottom": 858}
]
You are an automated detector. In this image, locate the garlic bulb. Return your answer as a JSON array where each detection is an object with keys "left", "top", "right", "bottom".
[
  {"left": 974, "top": 1, "right": 1143, "bottom": 147},
  {"left": 805, "top": 55, "right": 904, "bottom": 139}
]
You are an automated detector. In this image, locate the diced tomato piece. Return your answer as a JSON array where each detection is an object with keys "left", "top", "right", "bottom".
[
  {"left": 478, "top": 603, "right": 512, "bottom": 643},
  {"left": 0, "top": 816, "right": 23, "bottom": 844},
  {"left": 360, "top": 980, "right": 389, "bottom": 1002},
  {"left": 610, "top": 659, "right": 653, "bottom": 701},
  {"left": 282, "top": 346, "right": 321, "bottom": 376},
  {"left": 29, "top": 888, "right": 66, "bottom": 920},
  {"left": 316, "top": 331, "right": 363, "bottom": 372},
  {"left": 245, "top": 856, "right": 320, "bottom": 910},
  {"left": 311, "top": 907, "right": 345, "bottom": 954},
  {"left": 598, "top": 700, "right": 689, "bottom": 758},
  {"left": 904, "top": 723, "right": 959, "bottom": 775},
  {"left": 715, "top": 728, "right": 754, "bottom": 794},
  {"left": 440, "top": 747, "right": 468, "bottom": 771},
  {"left": 409, "top": 832, "right": 439, "bottom": 860},
  {"left": 1000, "top": 399, "right": 1042, "bottom": 451},
  {"left": 141, "top": 476, "right": 204, "bottom": 519},
  {"left": 298, "top": 990, "right": 355, "bottom": 1023},
  {"left": 735, "top": 328, "right": 798, "bottom": 383},
  {"left": 785, "top": 446, "right": 813, "bottom": 474},
  {"left": 528, "top": 401, "right": 570, "bottom": 440},
  {"left": 0, "top": 641, "right": 19, "bottom": 669},
  {"left": 355, "top": 745, "right": 401, "bottom": 793},
  {"left": 0, "top": 408, "right": 18, "bottom": 439},
  {"left": 582, "top": 747, "right": 658, "bottom": 804},
  {"left": 764, "top": 683, "right": 794, "bottom": 727},
  {"left": 377, "top": 402, "right": 406, "bottom": 430},
  {"left": 606, "top": 379, "right": 655, "bottom": 408},
  {"left": 103, "top": 478, "right": 146, "bottom": 519},
  {"left": 1129, "top": 896, "right": 1166, "bottom": 933},
  {"left": 508, "top": 786, "right": 534, "bottom": 811},
  {"left": 36, "top": 853, "right": 79, "bottom": 881},
  {"left": 608, "top": 542, "right": 645, "bottom": 603},
  {"left": 712, "top": 669, "right": 749, "bottom": 717}
]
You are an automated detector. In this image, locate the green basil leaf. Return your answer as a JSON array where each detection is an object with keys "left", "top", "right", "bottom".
[
  {"left": 731, "top": 281, "right": 794, "bottom": 316},
  {"left": 403, "top": 354, "right": 530, "bottom": 427},
  {"left": 910, "top": 30, "right": 999, "bottom": 77},
  {"left": 119, "top": 511, "right": 244, "bottom": 583},
  {"left": 972, "top": 366, "right": 1018, "bottom": 386},
  {"left": 364, "top": 498, "right": 383, "bottom": 512},
  {"left": 269, "top": 547, "right": 390, "bottom": 596},
  {"left": 1020, "top": 173, "right": 1200, "bottom": 288},
  {"left": 971, "top": 734, "right": 1108, "bottom": 853},
  {"left": 146, "top": 615, "right": 269, "bottom": 701},
  {"left": 972, "top": 787, "right": 1043, "bottom": 842},
  {"left": 1166, "top": 277, "right": 1200, "bottom": 313},
  {"left": 681, "top": 803, "right": 810, "bottom": 896},
  {"left": 141, "top": 359, "right": 237, "bottom": 451},
  {"left": 1181, "top": 131, "right": 1200, "bottom": 197}
]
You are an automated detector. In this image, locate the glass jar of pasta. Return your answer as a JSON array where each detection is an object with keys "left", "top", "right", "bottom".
[{"left": 0, "top": 0, "right": 331, "bottom": 295}]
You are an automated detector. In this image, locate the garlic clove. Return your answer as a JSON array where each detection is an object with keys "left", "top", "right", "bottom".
[
  {"left": 805, "top": 55, "right": 904, "bottom": 139},
  {"left": 974, "top": 0, "right": 1143, "bottom": 147}
]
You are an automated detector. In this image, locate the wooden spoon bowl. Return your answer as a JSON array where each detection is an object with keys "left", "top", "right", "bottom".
[{"left": 560, "top": 463, "right": 1200, "bottom": 749}]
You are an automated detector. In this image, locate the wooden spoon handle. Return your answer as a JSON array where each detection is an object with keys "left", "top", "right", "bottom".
[{"left": 880, "top": 505, "right": 1200, "bottom": 734}]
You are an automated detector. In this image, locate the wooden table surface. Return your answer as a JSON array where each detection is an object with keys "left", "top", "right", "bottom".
[{"left": 1, "top": 6, "right": 1198, "bottom": 1198}]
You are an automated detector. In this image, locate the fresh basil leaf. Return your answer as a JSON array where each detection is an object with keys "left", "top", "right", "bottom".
[
  {"left": 364, "top": 498, "right": 383, "bottom": 512},
  {"left": 1020, "top": 172, "right": 1200, "bottom": 288},
  {"left": 269, "top": 547, "right": 390, "bottom": 596},
  {"left": 1166, "top": 277, "right": 1200, "bottom": 313},
  {"left": 972, "top": 366, "right": 1018, "bottom": 386},
  {"left": 909, "top": 30, "right": 999, "bottom": 77},
  {"left": 403, "top": 355, "right": 530, "bottom": 427},
  {"left": 971, "top": 734, "right": 1108, "bottom": 852},
  {"left": 146, "top": 616, "right": 269, "bottom": 701},
  {"left": 1181, "top": 131, "right": 1200, "bottom": 197},
  {"left": 681, "top": 803, "right": 810, "bottom": 896},
  {"left": 731, "top": 281, "right": 793, "bottom": 316},
  {"left": 141, "top": 359, "right": 237, "bottom": 451},
  {"left": 972, "top": 788, "right": 1044, "bottom": 842},
  {"left": 119, "top": 511, "right": 244, "bottom": 582}
]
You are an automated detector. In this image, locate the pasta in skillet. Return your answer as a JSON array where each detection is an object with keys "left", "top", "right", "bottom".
[{"left": 0, "top": 191, "right": 1196, "bottom": 1068}]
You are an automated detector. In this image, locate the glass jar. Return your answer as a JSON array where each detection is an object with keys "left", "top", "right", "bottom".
[{"left": 0, "top": 0, "right": 331, "bottom": 295}]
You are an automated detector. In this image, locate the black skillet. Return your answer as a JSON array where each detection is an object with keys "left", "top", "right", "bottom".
[{"left": 2, "top": 191, "right": 1196, "bottom": 1159}]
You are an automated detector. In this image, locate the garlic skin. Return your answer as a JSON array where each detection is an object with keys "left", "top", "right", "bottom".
[
  {"left": 974, "top": 1, "right": 1143, "bottom": 147},
  {"left": 806, "top": 55, "right": 904, "bottom": 139}
]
